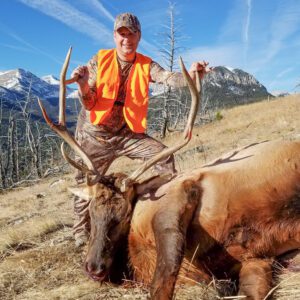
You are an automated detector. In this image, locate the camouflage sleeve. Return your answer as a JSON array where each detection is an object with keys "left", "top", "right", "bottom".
[
  {"left": 79, "top": 54, "right": 98, "bottom": 110},
  {"left": 150, "top": 61, "right": 186, "bottom": 88}
]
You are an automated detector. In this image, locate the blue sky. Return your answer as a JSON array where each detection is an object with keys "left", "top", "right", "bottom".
[{"left": 0, "top": 0, "right": 300, "bottom": 93}]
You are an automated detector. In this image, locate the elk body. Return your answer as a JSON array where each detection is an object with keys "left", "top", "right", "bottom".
[
  {"left": 39, "top": 48, "right": 300, "bottom": 300},
  {"left": 127, "top": 139, "right": 300, "bottom": 299}
]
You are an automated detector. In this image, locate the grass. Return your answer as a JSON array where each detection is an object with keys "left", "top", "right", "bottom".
[{"left": 0, "top": 94, "right": 299, "bottom": 299}]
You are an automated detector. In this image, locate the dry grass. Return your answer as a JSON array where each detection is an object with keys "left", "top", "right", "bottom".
[
  {"left": 110, "top": 95, "right": 299, "bottom": 173},
  {"left": 270, "top": 250, "right": 300, "bottom": 300},
  {"left": 0, "top": 95, "right": 299, "bottom": 299}
]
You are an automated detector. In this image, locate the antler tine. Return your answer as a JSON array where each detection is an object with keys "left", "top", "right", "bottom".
[
  {"left": 37, "top": 47, "right": 99, "bottom": 175},
  {"left": 59, "top": 47, "right": 72, "bottom": 125},
  {"left": 123, "top": 57, "right": 200, "bottom": 186},
  {"left": 61, "top": 142, "right": 111, "bottom": 186},
  {"left": 195, "top": 67, "right": 202, "bottom": 94},
  {"left": 180, "top": 57, "right": 200, "bottom": 141},
  {"left": 61, "top": 142, "right": 91, "bottom": 174},
  {"left": 38, "top": 97, "right": 98, "bottom": 173}
]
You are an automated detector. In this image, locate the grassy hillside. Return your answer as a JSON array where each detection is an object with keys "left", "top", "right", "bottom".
[{"left": 0, "top": 95, "right": 299, "bottom": 299}]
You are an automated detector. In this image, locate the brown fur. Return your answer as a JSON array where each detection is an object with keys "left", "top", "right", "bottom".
[
  {"left": 78, "top": 140, "right": 300, "bottom": 299},
  {"left": 238, "top": 259, "right": 273, "bottom": 300},
  {"left": 126, "top": 140, "right": 300, "bottom": 299}
]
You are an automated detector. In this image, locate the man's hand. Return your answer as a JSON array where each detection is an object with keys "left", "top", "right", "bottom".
[
  {"left": 189, "top": 61, "right": 213, "bottom": 81},
  {"left": 71, "top": 65, "right": 89, "bottom": 87}
]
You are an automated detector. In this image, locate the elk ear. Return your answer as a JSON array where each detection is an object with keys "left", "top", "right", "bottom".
[{"left": 68, "top": 186, "right": 92, "bottom": 201}]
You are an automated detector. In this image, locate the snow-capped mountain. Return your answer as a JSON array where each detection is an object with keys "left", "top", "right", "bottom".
[
  {"left": 147, "top": 66, "right": 272, "bottom": 133},
  {"left": 0, "top": 69, "right": 76, "bottom": 101},
  {"left": 200, "top": 66, "right": 271, "bottom": 108},
  {"left": 41, "top": 74, "right": 75, "bottom": 98},
  {"left": 149, "top": 66, "right": 271, "bottom": 107},
  {"left": 41, "top": 75, "right": 59, "bottom": 85},
  {"left": 0, "top": 66, "right": 270, "bottom": 106},
  {"left": 0, "top": 65, "right": 272, "bottom": 133},
  {"left": 0, "top": 69, "right": 79, "bottom": 124},
  {"left": 41, "top": 74, "right": 60, "bottom": 85}
]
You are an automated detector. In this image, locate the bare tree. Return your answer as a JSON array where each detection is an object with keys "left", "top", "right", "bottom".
[
  {"left": 156, "top": 2, "right": 188, "bottom": 138},
  {"left": 0, "top": 101, "right": 19, "bottom": 188},
  {"left": 17, "top": 82, "right": 43, "bottom": 178},
  {"left": 0, "top": 89, "right": 67, "bottom": 190},
  {"left": 0, "top": 98, "right": 6, "bottom": 188},
  {"left": 7, "top": 115, "right": 19, "bottom": 183},
  {"left": 159, "top": 2, "right": 186, "bottom": 72}
]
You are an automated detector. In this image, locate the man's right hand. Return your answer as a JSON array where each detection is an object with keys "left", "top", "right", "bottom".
[{"left": 71, "top": 65, "right": 89, "bottom": 87}]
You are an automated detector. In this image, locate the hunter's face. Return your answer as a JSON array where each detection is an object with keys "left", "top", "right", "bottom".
[{"left": 114, "top": 27, "right": 141, "bottom": 61}]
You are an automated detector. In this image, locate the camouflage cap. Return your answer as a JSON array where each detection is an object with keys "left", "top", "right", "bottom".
[{"left": 114, "top": 13, "right": 141, "bottom": 33}]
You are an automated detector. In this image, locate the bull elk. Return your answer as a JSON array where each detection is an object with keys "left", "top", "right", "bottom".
[{"left": 39, "top": 48, "right": 300, "bottom": 300}]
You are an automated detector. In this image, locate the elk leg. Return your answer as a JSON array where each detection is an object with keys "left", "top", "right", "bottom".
[
  {"left": 150, "top": 179, "right": 200, "bottom": 300},
  {"left": 238, "top": 258, "right": 273, "bottom": 300},
  {"left": 150, "top": 211, "right": 185, "bottom": 300}
]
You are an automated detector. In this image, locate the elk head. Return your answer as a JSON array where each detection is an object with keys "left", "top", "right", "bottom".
[{"left": 38, "top": 47, "right": 201, "bottom": 282}]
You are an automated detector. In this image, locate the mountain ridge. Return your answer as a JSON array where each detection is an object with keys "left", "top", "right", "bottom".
[
  {"left": 0, "top": 66, "right": 272, "bottom": 133},
  {"left": 0, "top": 68, "right": 75, "bottom": 101}
]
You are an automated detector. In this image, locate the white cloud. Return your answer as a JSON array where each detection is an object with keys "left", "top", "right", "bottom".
[
  {"left": 0, "top": 42, "right": 35, "bottom": 54},
  {"left": 84, "top": 0, "right": 115, "bottom": 22},
  {"left": 18, "top": 0, "right": 157, "bottom": 56},
  {"left": 216, "top": 0, "right": 253, "bottom": 69},
  {"left": 268, "top": 67, "right": 294, "bottom": 86},
  {"left": 218, "top": 0, "right": 246, "bottom": 43},
  {"left": 263, "top": 0, "right": 300, "bottom": 62},
  {"left": 244, "top": 0, "right": 252, "bottom": 45},
  {"left": 18, "top": 0, "right": 114, "bottom": 46},
  {"left": 181, "top": 43, "right": 243, "bottom": 69},
  {"left": 243, "top": 0, "right": 252, "bottom": 66},
  {"left": 3, "top": 30, "right": 63, "bottom": 64},
  {"left": 276, "top": 67, "right": 294, "bottom": 78}
]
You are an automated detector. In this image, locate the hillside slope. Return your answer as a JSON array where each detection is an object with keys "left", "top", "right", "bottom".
[{"left": 0, "top": 95, "right": 299, "bottom": 299}]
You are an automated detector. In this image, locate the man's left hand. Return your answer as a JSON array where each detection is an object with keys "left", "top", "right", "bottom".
[{"left": 189, "top": 61, "right": 213, "bottom": 80}]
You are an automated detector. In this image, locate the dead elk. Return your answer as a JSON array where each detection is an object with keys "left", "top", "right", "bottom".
[{"left": 39, "top": 48, "right": 300, "bottom": 300}]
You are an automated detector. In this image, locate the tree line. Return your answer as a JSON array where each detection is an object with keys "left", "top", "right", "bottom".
[{"left": 0, "top": 94, "right": 67, "bottom": 190}]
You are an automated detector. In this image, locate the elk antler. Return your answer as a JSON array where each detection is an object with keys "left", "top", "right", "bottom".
[
  {"left": 121, "top": 57, "right": 201, "bottom": 189},
  {"left": 38, "top": 47, "right": 101, "bottom": 180}
]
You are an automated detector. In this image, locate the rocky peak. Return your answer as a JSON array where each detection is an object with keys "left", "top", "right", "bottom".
[
  {"left": 208, "top": 66, "right": 262, "bottom": 87},
  {"left": 41, "top": 75, "right": 60, "bottom": 85},
  {"left": 0, "top": 69, "right": 75, "bottom": 100},
  {"left": 199, "top": 66, "right": 270, "bottom": 109},
  {"left": 147, "top": 66, "right": 272, "bottom": 133}
]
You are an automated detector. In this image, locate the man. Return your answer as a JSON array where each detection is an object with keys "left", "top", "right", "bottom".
[{"left": 71, "top": 12, "right": 212, "bottom": 246}]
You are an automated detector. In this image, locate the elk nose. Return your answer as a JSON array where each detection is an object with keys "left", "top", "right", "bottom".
[{"left": 85, "top": 261, "right": 106, "bottom": 275}]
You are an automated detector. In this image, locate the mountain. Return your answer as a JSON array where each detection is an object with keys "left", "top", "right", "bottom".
[
  {"left": 0, "top": 66, "right": 272, "bottom": 133},
  {"left": 0, "top": 69, "right": 57, "bottom": 100},
  {"left": 41, "top": 74, "right": 60, "bottom": 85},
  {"left": 0, "top": 69, "right": 79, "bottom": 126},
  {"left": 150, "top": 66, "right": 271, "bottom": 108},
  {"left": 147, "top": 66, "right": 272, "bottom": 133},
  {"left": 0, "top": 69, "right": 76, "bottom": 102},
  {"left": 41, "top": 74, "right": 75, "bottom": 97},
  {"left": 271, "top": 90, "right": 290, "bottom": 97},
  {"left": 202, "top": 66, "right": 272, "bottom": 108}
]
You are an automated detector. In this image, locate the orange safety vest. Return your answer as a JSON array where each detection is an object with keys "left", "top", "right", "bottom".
[{"left": 90, "top": 49, "right": 152, "bottom": 133}]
